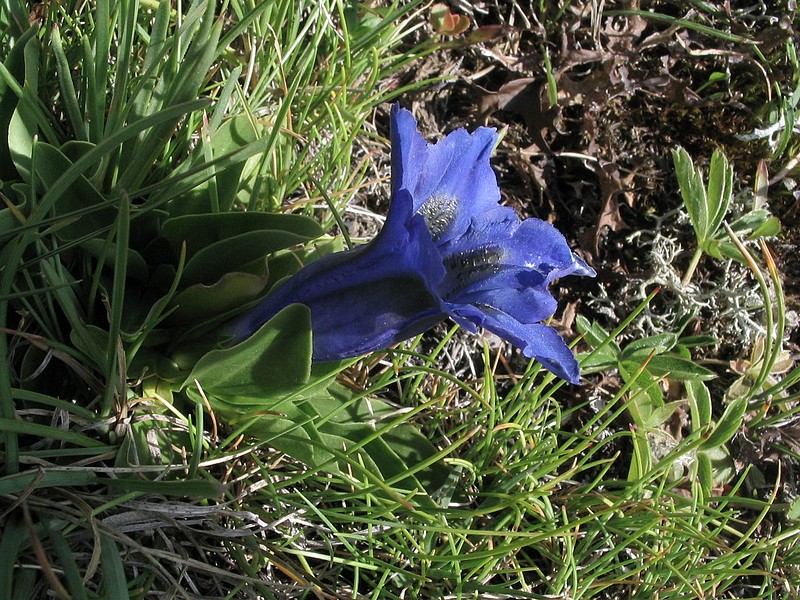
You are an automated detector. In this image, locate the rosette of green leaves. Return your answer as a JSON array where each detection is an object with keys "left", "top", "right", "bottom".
[
  {"left": 672, "top": 146, "right": 780, "bottom": 285},
  {"left": 0, "top": 0, "right": 448, "bottom": 500}
]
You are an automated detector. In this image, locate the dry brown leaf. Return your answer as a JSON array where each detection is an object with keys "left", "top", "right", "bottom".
[{"left": 479, "top": 77, "right": 557, "bottom": 151}]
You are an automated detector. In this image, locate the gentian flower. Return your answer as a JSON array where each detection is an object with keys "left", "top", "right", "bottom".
[{"left": 232, "top": 105, "right": 595, "bottom": 382}]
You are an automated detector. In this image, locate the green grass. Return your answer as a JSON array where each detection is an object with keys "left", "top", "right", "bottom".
[{"left": 1, "top": 1, "right": 799, "bottom": 598}]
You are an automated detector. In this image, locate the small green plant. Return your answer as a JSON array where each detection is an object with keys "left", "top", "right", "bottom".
[
  {"left": 577, "top": 308, "right": 743, "bottom": 486},
  {"left": 672, "top": 146, "right": 780, "bottom": 286},
  {"left": 726, "top": 335, "right": 794, "bottom": 404},
  {"left": 430, "top": 3, "right": 470, "bottom": 36},
  {"left": 579, "top": 314, "right": 714, "bottom": 427}
]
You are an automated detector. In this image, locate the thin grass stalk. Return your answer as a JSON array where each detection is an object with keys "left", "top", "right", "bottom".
[
  {"left": 723, "top": 223, "right": 776, "bottom": 400},
  {"left": 50, "top": 25, "right": 86, "bottom": 141},
  {"left": 100, "top": 195, "right": 131, "bottom": 417}
]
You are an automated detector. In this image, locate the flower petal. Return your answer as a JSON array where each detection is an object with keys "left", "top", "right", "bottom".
[
  {"left": 231, "top": 190, "right": 447, "bottom": 360},
  {"left": 502, "top": 218, "right": 596, "bottom": 281},
  {"left": 300, "top": 281, "right": 444, "bottom": 361},
  {"left": 450, "top": 305, "right": 582, "bottom": 383},
  {"left": 449, "top": 278, "right": 557, "bottom": 324},
  {"left": 391, "top": 105, "right": 501, "bottom": 245}
]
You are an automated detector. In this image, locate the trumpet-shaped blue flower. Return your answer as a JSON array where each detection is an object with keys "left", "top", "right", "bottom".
[{"left": 233, "top": 105, "right": 595, "bottom": 382}]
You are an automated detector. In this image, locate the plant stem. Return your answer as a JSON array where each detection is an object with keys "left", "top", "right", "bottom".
[{"left": 682, "top": 247, "right": 703, "bottom": 287}]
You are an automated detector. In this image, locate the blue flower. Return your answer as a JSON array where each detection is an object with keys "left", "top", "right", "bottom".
[{"left": 232, "top": 105, "right": 595, "bottom": 382}]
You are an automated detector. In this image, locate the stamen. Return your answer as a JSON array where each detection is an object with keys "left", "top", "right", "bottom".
[{"left": 417, "top": 193, "right": 458, "bottom": 241}]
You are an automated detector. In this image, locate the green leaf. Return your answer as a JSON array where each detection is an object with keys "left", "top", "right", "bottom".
[
  {"left": 120, "top": 260, "right": 184, "bottom": 339},
  {"left": 0, "top": 25, "right": 37, "bottom": 181},
  {"left": 647, "top": 401, "right": 681, "bottom": 431},
  {"left": 0, "top": 515, "right": 26, "bottom": 598},
  {"left": 578, "top": 349, "right": 618, "bottom": 372},
  {"left": 704, "top": 443, "right": 736, "bottom": 485},
  {"left": 628, "top": 428, "right": 652, "bottom": 482},
  {"left": 33, "top": 142, "right": 117, "bottom": 240},
  {"left": 81, "top": 238, "right": 149, "bottom": 283},
  {"left": 705, "top": 148, "right": 733, "bottom": 237},
  {"left": 99, "top": 535, "right": 130, "bottom": 600},
  {"left": 191, "top": 114, "right": 262, "bottom": 213},
  {"left": 575, "top": 315, "right": 620, "bottom": 355},
  {"left": 128, "top": 0, "right": 170, "bottom": 121},
  {"left": 167, "top": 271, "right": 269, "bottom": 324},
  {"left": 672, "top": 146, "right": 708, "bottom": 242},
  {"left": 712, "top": 240, "right": 747, "bottom": 262},
  {"left": 0, "top": 417, "right": 108, "bottom": 448},
  {"left": 184, "top": 303, "right": 312, "bottom": 398},
  {"left": 16, "top": 98, "right": 205, "bottom": 247},
  {"left": 678, "top": 335, "right": 718, "bottom": 348},
  {"left": 620, "top": 362, "right": 664, "bottom": 429},
  {"left": 0, "top": 184, "right": 30, "bottom": 247},
  {"left": 161, "top": 211, "right": 324, "bottom": 258},
  {"left": 180, "top": 229, "right": 317, "bottom": 286},
  {"left": 749, "top": 215, "right": 781, "bottom": 238},
  {"left": 0, "top": 199, "right": 26, "bottom": 240},
  {"left": 50, "top": 25, "right": 86, "bottom": 141},
  {"left": 646, "top": 355, "right": 717, "bottom": 381},
  {"left": 686, "top": 379, "right": 712, "bottom": 429},
  {"left": 696, "top": 450, "right": 713, "bottom": 500},
  {"left": 86, "top": 0, "right": 110, "bottom": 143},
  {"left": 218, "top": 383, "right": 452, "bottom": 497},
  {"left": 619, "top": 333, "right": 678, "bottom": 360},
  {"left": 5, "top": 33, "right": 51, "bottom": 182},
  {"left": 724, "top": 208, "right": 777, "bottom": 237},
  {"left": 60, "top": 140, "right": 102, "bottom": 177},
  {"left": 787, "top": 496, "right": 800, "bottom": 521},
  {"left": 66, "top": 323, "right": 109, "bottom": 373},
  {"left": 7, "top": 94, "right": 35, "bottom": 184},
  {"left": 42, "top": 518, "right": 89, "bottom": 600},
  {"left": 11, "top": 568, "right": 36, "bottom": 599},
  {"left": 116, "top": 2, "right": 222, "bottom": 192},
  {"left": 701, "top": 395, "right": 747, "bottom": 450},
  {"left": 708, "top": 210, "right": 781, "bottom": 261},
  {"left": 105, "top": 478, "right": 225, "bottom": 497},
  {"left": 0, "top": 469, "right": 99, "bottom": 495}
]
